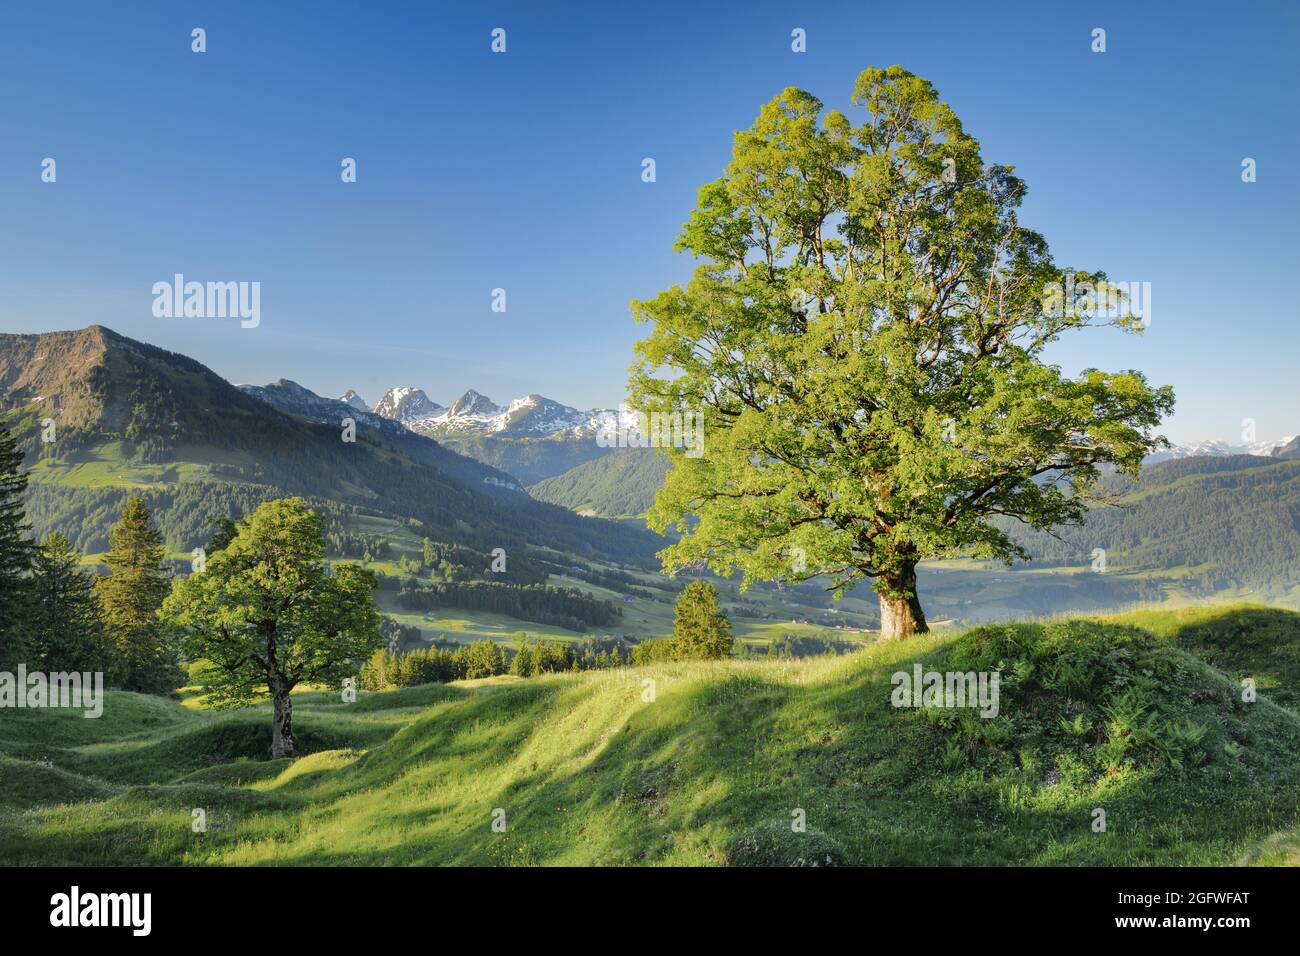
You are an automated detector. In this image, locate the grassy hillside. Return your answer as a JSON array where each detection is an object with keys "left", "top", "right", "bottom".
[
  {"left": 1101, "top": 604, "right": 1300, "bottom": 713},
  {"left": 529, "top": 449, "right": 670, "bottom": 517},
  {"left": 2, "top": 604, "right": 1298, "bottom": 866}
]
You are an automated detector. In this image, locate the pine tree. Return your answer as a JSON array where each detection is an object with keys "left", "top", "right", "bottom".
[
  {"left": 510, "top": 636, "right": 535, "bottom": 676},
  {"left": 29, "top": 533, "right": 110, "bottom": 673},
  {"left": 0, "top": 424, "right": 34, "bottom": 669},
  {"left": 94, "top": 497, "right": 178, "bottom": 694},
  {"left": 669, "top": 581, "right": 733, "bottom": 660}
]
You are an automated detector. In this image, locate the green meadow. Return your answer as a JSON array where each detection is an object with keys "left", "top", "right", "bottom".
[{"left": 2, "top": 603, "right": 1297, "bottom": 866}]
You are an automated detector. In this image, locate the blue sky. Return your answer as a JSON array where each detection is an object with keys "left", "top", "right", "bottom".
[{"left": 1, "top": 0, "right": 1296, "bottom": 443}]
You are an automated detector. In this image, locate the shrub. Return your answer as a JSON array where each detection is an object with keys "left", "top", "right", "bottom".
[
  {"left": 937, "top": 620, "right": 1220, "bottom": 776},
  {"left": 725, "top": 820, "right": 847, "bottom": 867}
]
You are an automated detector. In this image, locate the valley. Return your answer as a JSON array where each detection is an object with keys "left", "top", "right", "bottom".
[{"left": 6, "top": 326, "right": 1300, "bottom": 656}]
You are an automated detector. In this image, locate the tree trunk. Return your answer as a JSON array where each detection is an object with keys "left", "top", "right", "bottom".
[
  {"left": 878, "top": 561, "right": 928, "bottom": 640},
  {"left": 270, "top": 684, "right": 296, "bottom": 758}
]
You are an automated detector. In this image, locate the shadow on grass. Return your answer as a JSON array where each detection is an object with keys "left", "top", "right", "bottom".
[
  {"left": 1162, "top": 605, "right": 1300, "bottom": 712},
  {"left": 7, "top": 614, "right": 1300, "bottom": 866}
]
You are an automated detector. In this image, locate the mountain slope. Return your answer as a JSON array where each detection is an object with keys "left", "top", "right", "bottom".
[
  {"left": 358, "top": 385, "right": 626, "bottom": 483},
  {"left": 2, "top": 606, "right": 1297, "bottom": 865},
  {"left": 531, "top": 436, "right": 1300, "bottom": 599},
  {"left": 0, "top": 326, "right": 660, "bottom": 565},
  {"left": 434, "top": 433, "right": 615, "bottom": 485},
  {"left": 1003, "top": 454, "right": 1300, "bottom": 595},
  {"left": 236, "top": 378, "right": 524, "bottom": 494},
  {"left": 340, "top": 389, "right": 369, "bottom": 412},
  {"left": 529, "top": 448, "right": 670, "bottom": 517},
  {"left": 1275, "top": 436, "right": 1300, "bottom": 460},
  {"left": 1146, "top": 438, "right": 1293, "bottom": 463},
  {"left": 410, "top": 390, "right": 611, "bottom": 437}
]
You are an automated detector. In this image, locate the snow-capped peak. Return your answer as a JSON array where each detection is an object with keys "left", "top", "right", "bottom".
[
  {"left": 447, "top": 389, "right": 502, "bottom": 418},
  {"left": 339, "top": 389, "right": 369, "bottom": 412},
  {"left": 1146, "top": 435, "right": 1296, "bottom": 463},
  {"left": 371, "top": 386, "right": 618, "bottom": 438},
  {"left": 373, "top": 386, "right": 443, "bottom": 421}
]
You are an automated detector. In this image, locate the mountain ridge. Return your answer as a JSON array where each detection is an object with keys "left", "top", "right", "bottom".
[
  {"left": 1147, "top": 437, "right": 1295, "bottom": 463},
  {"left": 361, "top": 384, "right": 618, "bottom": 438},
  {"left": 0, "top": 325, "right": 661, "bottom": 566}
]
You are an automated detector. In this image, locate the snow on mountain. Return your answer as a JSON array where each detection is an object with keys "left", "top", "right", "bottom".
[
  {"left": 339, "top": 389, "right": 369, "bottom": 412},
  {"left": 1145, "top": 436, "right": 1296, "bottom": 463},
  {"left": 373, "top": 386, "right": 443, "bottom": 421},
  {"left": 237, "top": 380, "right": 527, "bottom": 493},
  {"left": 445, "top": 389, "right": 503, "bottom": 420},
  {"left": 404, "top": 390, "right": 619, "bottom": 437},
  {"left": 240, "top": 380, "right": 405, "bottom": 436},
  {"left": 313, "top": 382, "right": 1300, "bottom": 469}
]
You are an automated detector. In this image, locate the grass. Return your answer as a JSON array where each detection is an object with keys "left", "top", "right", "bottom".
[
  {"left": 25, "top": 441, "right": 252, "bottom": 490},
  {"left": 373, "top": 592, "right": 586, "bottom": 645},
  {"left": 1102, "top": 603, "right": 1300, "bottom": 713},
  {"left": 1, "top": 603, "right": 1298, "bottom": 865}
]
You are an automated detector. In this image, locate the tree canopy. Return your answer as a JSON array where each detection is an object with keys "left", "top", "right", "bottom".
[
  {"left": 164, "top": 498, "right": 381, "bottom": 757},
  {"left": 629, "top": 66, "right": 1173, "bottom": 638}
]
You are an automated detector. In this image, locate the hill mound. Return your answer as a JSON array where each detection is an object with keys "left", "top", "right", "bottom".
[{"left": 1, "top": 606, "right": 1297, "bottom": 865}]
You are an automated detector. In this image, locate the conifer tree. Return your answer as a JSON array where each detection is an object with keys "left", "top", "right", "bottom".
[
  {"left": 29, "top": 533, "right": 109, "bottom": 673},
  {"left": 668, "top": 581, "right": 733, "bottom": 660},
  {"left": 510, "top": 635, "right": 535, "bottom": 677},
  {"left": 205, "top": 515, "right": 238, "bottom": 555},
  {"left": 94, "top": 496, "right": 178, "bottom": 693},
  {"left": 0, "top": 424, "right": 34, "bottom": 669}
]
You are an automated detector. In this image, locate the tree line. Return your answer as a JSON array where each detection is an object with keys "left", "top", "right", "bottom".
[
  {"left": 1000, "top": 457, "right": 1300, "bottom": 594},
  {"left": 364, "top": 582, "right": 736, "bottom": 688},
  {"left": 0, "top": 422, "right": 183, "bottom": 693}
]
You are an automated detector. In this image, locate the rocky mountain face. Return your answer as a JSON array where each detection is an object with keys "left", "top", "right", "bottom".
[
  {"left": 362, "top": 385, "right": 615, "bottom": 438},
  {"left": 340, "top": 389, "right": 369, "bottom": 412},
  {"left": 349, "top": 386, "right": 621, "bottom": 483},
  {"left": 373, "top": 386, "right": 443, "bottom": 421}
]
